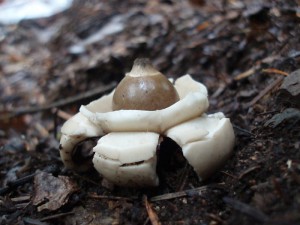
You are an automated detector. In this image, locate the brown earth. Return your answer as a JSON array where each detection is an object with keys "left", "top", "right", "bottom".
[{"left": 0, "top": 0, "right": 300, "bottom": 224}]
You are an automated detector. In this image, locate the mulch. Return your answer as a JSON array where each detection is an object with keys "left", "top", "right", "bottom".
[{"left": 0, "top": 0, "right": 300, "bottom": 224}]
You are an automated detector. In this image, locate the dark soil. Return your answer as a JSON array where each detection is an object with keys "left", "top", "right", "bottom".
[{"left": 1, "top": 0, "right": 300, "bottom": 224}]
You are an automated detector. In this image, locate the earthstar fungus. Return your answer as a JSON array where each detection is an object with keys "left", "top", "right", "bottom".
[{"left": 59, "top": 58, "right": 235, "bottom": 187}]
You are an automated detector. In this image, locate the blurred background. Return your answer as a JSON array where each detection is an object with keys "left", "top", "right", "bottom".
[{"left": 0, "top": 0, "right": 300, "bottom": 224}]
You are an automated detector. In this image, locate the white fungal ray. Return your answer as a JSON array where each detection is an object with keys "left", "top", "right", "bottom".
[
  {"left": 59, "top": 112, "right": 104, "bottom": 171},
  {"left": 80, "top": 106, "right": 161, "bottom": 132},
  {"left": 93, "top": 132, "right": 159, "bottom": 186},
  {"left": 165, "top": 117, "right": 209, "bottom": 146},
  {"left": 59, "top": 134, "right": 90, "bottom": 171},
  {"left": 159, "top": 92, "right": 208, "bottom": 132},
  {"left": 61, "top": 112, "right": 104, "bottom": 137},
  {"left": 174, "top": 74, "right": 208, "bottom": 98},
  {"left": 94, "top": 132, "right": 159, "bottom": 164},
  {"left": 166, "top": 113, "right": 235, "bottom": 180},
  {"left": 80, "top": 92, "right": 208, "bottom": 133}
]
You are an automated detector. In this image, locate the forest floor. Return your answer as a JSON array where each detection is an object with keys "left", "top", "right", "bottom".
[{"left": 0, "top": 0, "right": 300, "bottom": 224}]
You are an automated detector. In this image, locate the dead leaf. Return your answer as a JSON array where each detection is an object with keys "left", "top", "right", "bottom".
[
  {"left": 264, "top": 108, "right": 300, "bottom": 128},
  {"left": 0, "top": 111, "right": 28, "bottom": 132},
  {"left": 64, "top": 200, "right": 121, "bottom": 225},
  {"left": 277, "top": 69, "right": 300, "bottom": 108},
  {"left": 32, "top": 172, "right": 79, "bottom": 212}
]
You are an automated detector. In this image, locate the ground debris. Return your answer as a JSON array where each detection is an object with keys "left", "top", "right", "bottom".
[
  {"left": 150, "top": 184, "right": 224, "bottom": 201},
  {"left": 264, "top": 108, "right": 300, "bottom": 128},
  {"left": 63, "top": 200, "right": 123, "bottom": 225},
  {"left": 277, "top": 69, "right": 300, "bottom": 108},
  {"left": 32, "top": 171, "right": 79, "bottom": 212},
  {"left": 223, "top": 197, "right": 269, "bottom": 223},
  {"left": 1, "top": 0, "right": 300, "bottom": 224},
  {"left": 144, "top": 195, "right": 162, "bottom": 225}
]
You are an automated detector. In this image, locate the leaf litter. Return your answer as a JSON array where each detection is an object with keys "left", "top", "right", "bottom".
[
  {"left": 0, "top": 0, "right": 300, "bottom": 224},
  {"left": 32, "top": 171, "right": 79, "bottom": 212}
]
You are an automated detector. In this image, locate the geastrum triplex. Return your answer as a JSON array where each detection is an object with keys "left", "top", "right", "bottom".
[{"left": 59, "top": 58, "right": 235, "bottom": 187}]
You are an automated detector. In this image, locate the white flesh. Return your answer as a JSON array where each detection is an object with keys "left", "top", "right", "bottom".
[{"left": 93, "top": 132, "right": 160, "bottom": 186}]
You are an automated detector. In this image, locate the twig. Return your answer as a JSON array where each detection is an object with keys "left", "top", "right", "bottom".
[
  {"left": 0, "top": 173, "right": 36, "bottom": 196},
  {"left": 257, "top": 110, "right": 280, "bottom": 116},
  {"left": 55, "top": 109, "right": 73, "bottom": 120},
  {"left": 150, "top": 184, "right": 225, "bottom": 202},
  {"left": 233, "top": 56, "right": 282, "bottom": 81},
  {"left": 0, "top": 166, "right": 58, "bottom": 196},
  {"left": 88, "top": 193, "right": 135, "bottom": 202},
  {"left": 262, "top": 68, "right": 289, "bottom": 76},
  {"left": 220, "top": 171, "right": 238, "bottom": 179},
  {"left": 206, "top": 213, "right": 224, "bottom": 224},
  {"left": 246, "top": 76, "right": 284, "bottom": 107},
  {"left": 40, "top": 212, "right": 75, "bottom": 221},
  {"left": 11, "top": 195, "right": 31, "bottom": 202},
  {"left": 22, "top": 217, "right": 48, "bottom": 225},
  {"left": 0, "top": 82, "right": 116, "bottom": 120},
  {"left": 238, "top": 165, "right": 261, "bottom": 179},
  {"left": 234, "top": 68, "right": 256, "bottom": 80},
  {"left": 234, "top": 67, "right": 288, "bottom": 81},
  {"left": 232, "top": 125, "right": 254, "bottom": 136},
  {"left": 223, "top": 197, "right": 269, "bottom": 223},
  {"left": 144, "top": 195, "right": 161, "bottom": 225}
]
